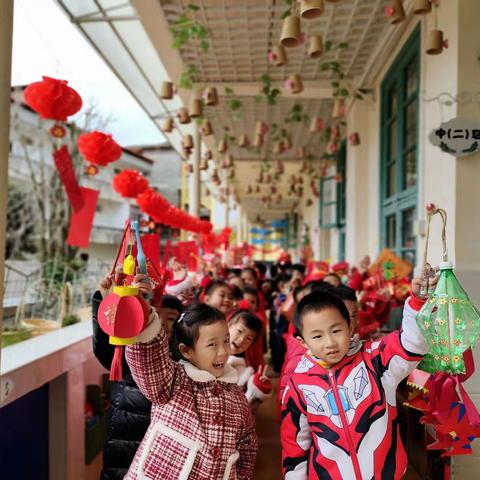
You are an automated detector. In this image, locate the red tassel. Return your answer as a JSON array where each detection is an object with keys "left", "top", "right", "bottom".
[{"left": 110, "top": 346, "right": 124, "bottom": 381}]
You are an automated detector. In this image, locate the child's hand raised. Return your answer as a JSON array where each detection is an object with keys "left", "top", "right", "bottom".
[
  {"left": 412, "top": 267, "right": 440, "bottom": 299},
  {"left": 257, "top": 365, "right": 270, "bottom": 384},
  {"left": 132, "top": 267, "right": 153, "bottom": 299},
  {"left": 99, "top": 273, "right": 114, "bottom": 298}
]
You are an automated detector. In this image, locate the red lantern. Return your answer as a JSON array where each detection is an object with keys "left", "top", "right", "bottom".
[
  {"left": 113, "top": 170, "right": 149, "bottom": 198},
  {"left": 77, "top": 131, "right": 122, "bottom": 166},
  {"left": 136, "top": 188, "right": 170, "bottom": 222},
  {"left": 24, "top": 76, "right": 82, "bottom": 121},
  {"left": 85, "top": 164, "right": 99, "bottom": 176}
]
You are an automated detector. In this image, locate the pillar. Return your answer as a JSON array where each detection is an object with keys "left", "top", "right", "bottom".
[
  {"left": 0, "top": 0, "right": 13, "bottom": 367},
  {"left": 189, "top": 122, "right": 201, "bottom": 217}
]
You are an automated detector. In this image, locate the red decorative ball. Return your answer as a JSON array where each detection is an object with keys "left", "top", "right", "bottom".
[
  {"left": 136, "top": 188, "right": 170, "bottom": 222},
  {"left": 426, "top": 202, "right": 435, "bottom": 212},
  {"left": 50, "top": 124, "right": 66, "bottom": 138},
  {"left": 77, "top": 131, "right": 122, "bottom": 166},
  {"left": 24, "top": 76, "right": 82, "bottom": 121},
  {"left": 113, "top": 169, "right": 149, "bottom": 198}
]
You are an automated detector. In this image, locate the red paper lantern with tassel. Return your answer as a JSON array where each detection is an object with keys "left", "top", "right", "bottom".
[
  {"left": 113, "top": 170, "right": 149, "bottom": 198},
  {"left": 78, "top": 131, "right": 122, "bottom": 166},
  {"left": 136, "top": 188, "right": 170, "bottom": 222},
  {"left": 24, "top": 76, "right": 82, "bottom": 121}
]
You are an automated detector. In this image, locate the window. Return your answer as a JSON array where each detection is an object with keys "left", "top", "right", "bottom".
[
  {"left": 380, "top": 27, "right": 420, "bottom": 264},
  {"left": 320, "top": 175, "right": 337, "bottom": 228},
  {"left": 337, "top": 142, "right": 347, "bottom": 261}
]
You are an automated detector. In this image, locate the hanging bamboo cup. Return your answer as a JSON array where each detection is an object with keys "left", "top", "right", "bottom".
[
  {"left": 300, "top": 0, "right": 324, "bottom": 19},
  {"left": 239, "top": 134, "right": 250, "bottom": 148},
  {"left": 183, "top": 134, "right": 193, "bottom": 149},
  {"left": 255, "top": 121, "right": 267, "bottom": 136},
  {"left": 160, "top": 81, "right": 174, "bottom": 100},
  {"left": 390, "top": 0, "right": 406, "bottom": 25},
  {"left": 205, "top": 87, "right": 219, "bottom": 106},
  {"left": 200, "top": 158, "right": 209, "bottom": 170},
  {"left": 332, "top": 98, "right": 345, "bottom": 119},
  {"left": 204, "top": 150, "right": 213, "bottom": 160},
  {"left": 280, "top": 15, "right": 301, "bottom": 48},
  {"left": 309, "top": 117, "right": 324, "bottom": 133},
  {"left": 272, "top": 45, "right": 288, "bottom": 66},
  {"left": 308, "top": 35, "right": 324, "bottom": 58},
  {"left": 225, "top": 154, "right": 234, "bottom": 168},
  {"left": 178, "top": 107, "right": 191, "bottom": 124},
  {"left": 186, "top": 164, "right": 193, "bottom": 174},
  {"left": 162, "top": 117, "right": 174, "bottom": 133},
  {"left": 273, "top": 141, "right": 283, "bottom": 155},
  {"left": 202, "top": 120, "right": 213, "bottom": 136},
  {"left": 426, "top": 30, "right": 444, "bottom": 55},
  {"left": 297, "top": 146, "right": 306, "bottom": 159},
  {"left": 413, "top": 0, "right": 431, "bottom": 14},
  {"left": 189, "top": 97, "right": 203, "bottom": 118},
  {"left": 283, "top": 137, "right": 292, "bottom": 150},
  {"left": 254, "top": 134, "right": 264, "bottom": 147},
  {"left": 217, "top": 139, "right": 228, "bottom": 154},
  {"left": 289, "top": 74, "right": 304, "bottom": 94}
]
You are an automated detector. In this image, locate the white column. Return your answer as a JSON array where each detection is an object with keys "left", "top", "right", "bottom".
[
  {"left": 189, "top": 123, "right": 201, "bottom": 217},
  {"left": 0, "top": 0, "right": 13, "bottom": 367}
]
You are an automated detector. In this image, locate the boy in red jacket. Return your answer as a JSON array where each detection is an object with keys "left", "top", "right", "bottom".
[{"left": 281, "top": 277, "right": 431, "bottom": 480}]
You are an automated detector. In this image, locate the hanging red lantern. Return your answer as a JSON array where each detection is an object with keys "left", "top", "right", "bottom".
[
  {"left": 77, "top": 131, "right": 122, "bottom": 166},
  {"left": 24, "top": 76, "right": 82, "bottom": 121},
  {"left": 85, "top": 164, "right": 99, "bottom": 176},
  {"left": 113, "top": 169, "right": 149, "bottom": 198}
]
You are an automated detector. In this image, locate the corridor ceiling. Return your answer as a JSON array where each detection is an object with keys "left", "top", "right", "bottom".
[{"left": 56, "top": 0, "right": 413, "bottom": 220}]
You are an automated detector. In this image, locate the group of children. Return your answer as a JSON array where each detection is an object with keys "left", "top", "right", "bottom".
[{"left": 93, "top": 255, "right": 436, "bottom": 479}]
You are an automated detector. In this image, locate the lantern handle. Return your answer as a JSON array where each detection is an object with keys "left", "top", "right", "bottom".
[
  {"left": 110, "top": 221, "right": 131, "bottom": 276},
  {"left": 423, "top": 205, "right": 448, "bottom": 270}
]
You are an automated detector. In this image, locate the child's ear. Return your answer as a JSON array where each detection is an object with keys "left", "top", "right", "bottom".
[
  {"left": 349, "top": 323, "right": 354, "bottom": 337},
  {"left": 178, "top": 343, "right": 193, "bottom": 360},
  {"left": 296, "top": 334, "right": 308, "bottom": 349}
]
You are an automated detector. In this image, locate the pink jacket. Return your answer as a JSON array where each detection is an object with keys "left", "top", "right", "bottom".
[{"left": 125, "top": 315, "right": 258, "bottom": 480}]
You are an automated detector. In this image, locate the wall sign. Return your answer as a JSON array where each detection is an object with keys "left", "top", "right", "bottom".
[{"left": 429, "top": 117, "right": 480, "bottom": 157}]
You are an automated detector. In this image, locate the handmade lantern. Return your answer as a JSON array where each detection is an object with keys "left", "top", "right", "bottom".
[
  {"left": 417, "top": 209, "right": 480, "bottom": 374},
  {"left": 280, "top": 15, "right": 301, "bottom": 47},
  {"left": 98, "top": 224, "right": 150, "bottom": 380},
  {"left": 24, "top": 76, "right": 82, "bottom": 121},
  {"left": 113, "top": 170, "right": 149, "bottom": 198},
  {"left": 78, "top": 131, "right": 122, "bottom": 167},
  {"left": 160, "top": 81, "right": 174, "bottom": 100},
  {"left": 301, "top": 0, "right": 324, "bottom": 19},
  {"left": 308, "top": 35, "right": 324, "bottom": 58}
]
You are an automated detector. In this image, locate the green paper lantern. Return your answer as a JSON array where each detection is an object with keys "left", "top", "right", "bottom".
[{"left": 417, "top": 262, "right": 480, "bottom": 374}]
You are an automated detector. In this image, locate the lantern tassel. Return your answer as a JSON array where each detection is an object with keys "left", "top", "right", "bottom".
[{"left": 110, "top": 345, "right": 124, "bottom": 381}]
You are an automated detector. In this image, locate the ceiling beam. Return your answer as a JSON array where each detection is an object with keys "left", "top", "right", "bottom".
[{"left": 192, "top": 81, "right": 333, "bottom": 99}]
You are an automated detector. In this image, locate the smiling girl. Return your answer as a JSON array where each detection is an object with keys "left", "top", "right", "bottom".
[{"left": 125, "top": 303, "right": 257, "bottom": 480}]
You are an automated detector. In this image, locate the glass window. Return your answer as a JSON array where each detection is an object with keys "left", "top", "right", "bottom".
[
  {"left": 387, "top": 163, "right": 396, "bottom": 197},
  {"left": 406, "top": 60, "right": 418, "bottom": 98},
  {"left": 405, "top": 100, "right": 417, "bottom": 149},
  {"left": 404, "top": 149, "right": 417, "bottom": 189},
  {"left": 320, "top": 176, "right": 337, "bottom": 228},
  {"left": 388, "top": 120, "right": 397, "bottom": 160},
  {"left": 389, "top": 85, "right": 398, "bottom": 118},
  {"left": 386, "top": 214, "right": 397, "bottom": 249}
]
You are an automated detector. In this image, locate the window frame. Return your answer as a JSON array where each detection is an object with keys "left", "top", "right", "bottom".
[{"left": 379, "top": 26, "right": 420, "bottom": 262}]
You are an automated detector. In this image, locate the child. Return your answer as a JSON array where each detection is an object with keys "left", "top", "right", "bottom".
[
  {"left": 241, "top": 267, "right": 259, "bottom": 289},
  {"left": 125, "top": 303, "right": 258, "bottom": 480},
  {"left": 227, "top": 310, "right": 272, "bottom": 403},
  {"left": 203, "top": 279, "right": 234, "bottom": 316},
  {"left": 155, "top": 294, "right": 183, "bottom": 337},
  {"left": 242, "top": 285, "right": 259, "bottom": 312},
  {"left": 281, "top": 278, "right": 430, "bottom": 479}
]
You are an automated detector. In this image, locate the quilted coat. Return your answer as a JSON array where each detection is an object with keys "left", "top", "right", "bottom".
[{"left": 125, "top": 315, "right": 258, "bottom": 480}]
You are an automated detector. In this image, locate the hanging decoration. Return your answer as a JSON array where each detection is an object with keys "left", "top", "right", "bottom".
[
  {"left": 428, "top": 117, "right": 480, "bottom": 157},
  {"left": 413, "top": 0, "right": 432, "bottom": 14},
  {"left": 160, "top": 81, "right": 174, "bottom": 100},
  {"left": 269, "top": 45, "right": 288, "bottom": 66},
  {"left": 426, "top": 1, "right": 448, "bottom": 55},
  {"left": 310, "top": 117, "right": 325, "bottom": 133},
  {"left": 189, "top": 96, "right": 203, "bottom": 118},
  {"left": 24, "top": 76, "right": 82, "bottom": 121},
  {"left": 113, "top": 170, "right": 149, "bottom": 198},
  {"left": 53, "top": 146, "right": 84, "bottom": 212},
  {"left": 77, "top": 131, "right": 122, "bottom": 167},
  {"left": 239, "top": 134, "right": 250, "bottom": 148},
  {"left": 349, "top": 132, "right": 361, "bottom": 146},
  {"left": 280, "top": 14, "right": 301, "bottom": 48},
  {"left": 177, "top": 107, "right": 191, "bottom": 124},
  {"left": 136, "top": 188, "right": 171, "bottom": 223},
  {"left": 385, "top": 0, "right": 406, "bottom": 24},
  {"left": 201, "top": 120, "right": 213, "bottom": 136},
  {"left": 300, "top": 0, "right": 324, "bottom": 19},
  {"left": 66, "top": 187, "right": 100, "bottom": 248},
  {"left": 285, "top": 74, "right": 304, "bottom": 94},
  {"left": 308, "top": 35, "right": 324, "bottom": 58},
  {"left": 162, "top": 117, "right": 174, "bottom": 133},
  {"left": 204, "top": 87, "right": 219, "bottom": 106}
]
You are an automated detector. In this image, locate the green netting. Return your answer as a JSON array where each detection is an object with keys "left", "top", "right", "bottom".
[{"left": 417, "top": 266, "right": 480, "bottom": 374}]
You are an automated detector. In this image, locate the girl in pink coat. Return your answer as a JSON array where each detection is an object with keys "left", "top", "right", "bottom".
[{"left": 125, "top": 303, "right": 258, "bottom": 480}]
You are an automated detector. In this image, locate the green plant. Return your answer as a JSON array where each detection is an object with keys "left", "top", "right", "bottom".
[
  {"left": 62, "top": 314, "right": 81, "bottom": 328},
  {"left": 224, "top": 87, "right": 243, "bottom": 120},
  {"left": 170, "top": 4, "right": 209, "bottom": 53},
  {"left": 179, "top": 65, "right": 198, "bottom": 90},
  {"left": 284, "top": 103, "right": 309, "bottom": 124},
  {"left": 256, "top": 74, "right": 281, "bottom": 106},
  {"left": 281, "top": 0, "right": 294, "bottom": 19}
]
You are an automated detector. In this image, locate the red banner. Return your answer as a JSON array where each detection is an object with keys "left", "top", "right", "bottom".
[
  {"left": 66, "top": 187, "right": 99, "bottom": 248},
  {"left": 53, "top": 146, "right": 84, "bottom": 212}
]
